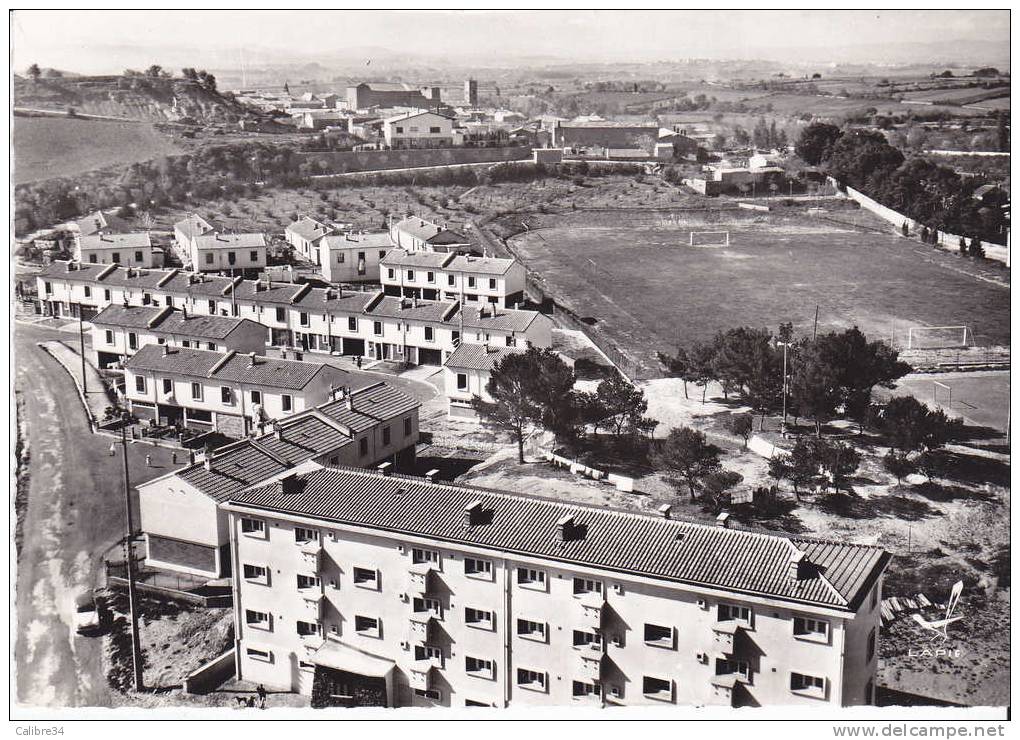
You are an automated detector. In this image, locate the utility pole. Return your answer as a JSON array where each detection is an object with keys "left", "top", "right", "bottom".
[
  {"left": 812, "top": 305, "right": 819, "bottom": 340},
  {"left": 779, "top": 340, "right": 789, "bottom": 435},
  {"left": 120, "top": 419, "right": 144, "bottom": 692},
  {"left": 78, "top": 314, "right": 88, "bottom": 397}
]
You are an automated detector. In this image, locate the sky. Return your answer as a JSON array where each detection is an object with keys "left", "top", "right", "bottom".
[{"left": 11, "top": 9, "right": 1011, "bottom": 73}]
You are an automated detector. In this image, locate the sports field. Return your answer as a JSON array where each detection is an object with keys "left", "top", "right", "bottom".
[
  {"left": 881, "top": 371, "right": 1010, "bottom": 435},
  {"left": 507, "top": 208, "right": 1011, "bottom": 377}
]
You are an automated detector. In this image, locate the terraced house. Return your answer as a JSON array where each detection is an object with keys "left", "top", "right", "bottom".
[
  {"left": 137, "top": 382, "right": 420, "bottom": 579},
  {"left": 90, "top": 304, "right": 268, "bottom": 367},
  {"left": 381, "top": 249, "right": 527, "bottom": 308},
  {"left": 388, "top": 216, "right": 470, "bottom": 253},
  {"left": 76, "top": 231, "right": 161, "bottom": 268},
  {"left": 123, "top": 344, "right": 349, "bottom": 436},
  {"left": 224, "top": 465, "right": 888, "bottom": 708},
  {"left": 189, "top": 232, "right": 268, "bottom": 274}
]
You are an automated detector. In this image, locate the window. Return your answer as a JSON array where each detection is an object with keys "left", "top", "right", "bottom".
[
  {"left": 465, "top": 607, "right": 494, "bottom": 630},
  {"left": 242, "top": 564, "right": 267, "bottom": 582},
  {"left": 572, "top": 630, "right": 601, "bottom": 648},
  {"left": 353, "top": 567, "right": 377, "bottom": 586},
  {"left": 465, "top": 699, "right": 489, "bottom": 707},
  {"left": 415, "top": 645, "right": 443, "bottom": 662},
  {"left": 518, "top": 568, "right": 546, "bottom": 587},
  {"left": 104, "top": 289, "right": 111, "bottom": 301},
  {"left": 718, "top": 603, "right": 752, "bottom": 625},
  {"left": 456, "top": 373, "right": 468, "bottom": 391},
  {"left": 644, "top": 623, "right": 674, "bottom": 647},
  {"left": 382, "top": 426, "right": 391, "bottom": 446},
  {"left": 790, "top": 672, "right": 826, "bottom": 697},
  {"left": 407, "top": 269, "right": 415, "bottom": 282},
  {"left": 205, "top": 253, "right": 215, "bottom": 265},
  {"left": 506, "top": 336, "right": 515, "bottom": 347},
  {"left": 643, "top": 676, "right": 672, "bottom": 699},
  {"left": 297, "top": 574, "right": 321, "bottom": 590},
  {"left": 295, "top": 527, "right": 319, "bottom": 544},
  {"left": 207, "top": 342, "right": 216, "bottom": 351},
  {"left": 44, "top": 282, "right": 52, "bottom": 294},
  {"left": 281, "top": 394, "right": 293, "bottom": 412},
  {"left": 296, "top": 620, "right": 320, "bottom": 637},
  {"left": 250, "top": 390, "right": 262, "bottom": 405},
  {"left": 221, "top": 386, "right": 232, "bottom": 404},
  {"left": 573, "top": 577, "right": 603, "bottom": 595},
  {"left": 337, "top": 252, "right": 345, "bottom": 264},
  {"left": 135, "top": 251, "right": 143, "bottom": 263},
  {"left": 354, "top": 615, "right": 380, "bottom": 637},
  {"left": 404, "top": 416, "right": 413, "bottom": 437},
  {"left": 867, "top": 627, "right": 876, "bottom": 661},
  {"left": 128, "top": 332, "right": 138, "bottom": 350},
  {"left": 465, "top": 656, "right": 494, "bottom": 678},
  {"left": 426, "top": 271, "right": 435, "bottom": 283},
  {"left": 112, "top": 252, "right": 121, "bottom": 263},
  {"left": 165, "top": 296, "right": 173, "bottom": 307},
  {"left": 246, "top": 647, "right": 272, "bottom": 662},
  {"left": 517, "top": 669, "right": 545, "bottom": 690},
  {"left": 245, "top": 609, "right": 270, "bottom": 628},
  {"left": 412, "top": 548, "right": 439, "bottom": 565},
  {"left": 84, "top": 285, "right": 92, "bottom": 298},
  {"left": 105, "top": 330, "right": 114, "bottom": 345},
  {"left": 468, "top": 276, "right": 476, "bottom": 288},
  {"left": 275, "top": 307, "right": 285, "bottom": 322},
  {"left": 240, "top": 518, "right": 265, "bottom": 535},
  {"left": 250, "top": 251, "right": 259, "bottom": 263},
  {"left": 358, "top": 437, "right": 368, "bottom": 457},
  {"left": 134, "top": 376, "right": 146, "bottom": 394},
  {"left": 299, "top": 312, "right": 309, "bottom": 327},
  {"left": 157, "top": 338, "right": 166, "bottom": 345},
  {"left": 413, "top": 597, "right": 442, "bottom": 617},
  {"left": 161, "top": 378, "right": 172, "bottom": 395},
  {"left": 208, "top": 300, "right": 217, "bottom": 314},
  {"left": 793, "top": 616, "right": 829, "bottom": 640},
  {"left": 378, "top": 250, "right": 386, "bottom": 259},
  {"left": 465, "top": 558, "right": 492, "bottom": 577},
  {"left": 373, "top": 321, "right": 383, "bottom": 336},
  {"left": 715, "top": 658, "right": 750, "bottom": 679},
  {"left": 573, "top": 681, "right": 600, "bottom": 698},
  {"left": 429, "top": 126, "right": 441, "bottom": 134},
  {"left": 88, "top": 255, "right": 97, "bottom": 264},
  {"left": 395, "top": 126, "right": 404, "bottom": 134},
  {"left": 424, "top": 325, "right": 434, "bottom": 342},
  {"left": 489, "top": 278, "right": 496, "bottom": 290},
  {"left": 447, "top": 274, "right": 455, "bottom": 286},
  {"left": 347, "top": 316, "right": 357, "bottom": 332},
  {"left": 516, "top": 619, "right": 546, "bottom": 640},
  {"left": 182, "top": 340, "right": 191, "bottom": 348},
  {"left": 191, "top": 382, "right": 203, "bottom": 401},
  {"left": 227, "top": 251, "right": 237, "bottom": 265},
  {"left": 387, "top": 268, "right": 395, "bottom": 280}
]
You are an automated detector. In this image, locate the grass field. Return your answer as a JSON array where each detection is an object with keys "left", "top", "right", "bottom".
[
  {"left": 507, "top": 207, "right": 1011, "bottom": 377},
  {"left": 13, "top": 115, "right": 183, "bottom": 184},
  {"left": 881, "top": 370, "right": 1010, "bottom": 435}
]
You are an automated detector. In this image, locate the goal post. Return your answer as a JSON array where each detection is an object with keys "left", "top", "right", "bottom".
[
  {"left": 906, "top": 325, "right": 971, "bottom": 350},
  {"left": 689, "top": 231, "right": 730, "bottom": 247},
  {"left": 932, "top": 380, "right": 953, "bottom": 410}
]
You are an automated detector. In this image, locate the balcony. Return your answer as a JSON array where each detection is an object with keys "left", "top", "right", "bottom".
[
  {"left": 578, "top": 592, "right": 605, "bottom": 629},
  {"left": 406, "top": 562, "right": 435, "bottom": 596},
  {"left": 709, "top": 674, "right": 746, "bottom": 708},
  {"left": 300, "top": 540, "right": 323, "bottom": 571},
  {"left": 409, "top": 661, "right": 435, "bottom": 691},
  {"left": 712, "top": 621, "right": 739, "bottom": 653},
  {"left": 301, "top": 592, "right": 324, "bottom": 620},
  {"left": 408, "top": 613, "right": 435, "bottom": 643},
  {"left": 577, "top": 650, "right": 604, "bottom": 681}
]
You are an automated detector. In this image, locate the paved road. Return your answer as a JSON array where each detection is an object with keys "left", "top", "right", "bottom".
[{"left": 14, "top": 323, "right": 180, "bottom": 708}]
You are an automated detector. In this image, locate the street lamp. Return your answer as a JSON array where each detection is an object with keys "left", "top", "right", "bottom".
[
  {"left": 119, "top": 415, "right": 145, "bottom": 692},
  {"left": 776, "top": 340, "right": 791, "bottom": 435}
]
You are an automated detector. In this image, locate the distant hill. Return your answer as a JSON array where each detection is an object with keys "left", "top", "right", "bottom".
[{"left": 13, "top": 73, "right": 253, "bottom": 124}]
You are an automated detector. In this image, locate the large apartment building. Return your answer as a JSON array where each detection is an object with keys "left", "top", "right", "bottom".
[
  {"left": 224, "top": 465, "right": 888, "bottom": 708},
  {"left": 381, "top": 249, "right": 527, "bottom": 308},
  {"left": 138, "top": 382, "right": 421, "bottom": 579}
]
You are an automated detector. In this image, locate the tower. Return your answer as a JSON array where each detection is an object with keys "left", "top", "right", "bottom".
[{"left": 464, "top": 78, "right": 478, "bottom": 106}]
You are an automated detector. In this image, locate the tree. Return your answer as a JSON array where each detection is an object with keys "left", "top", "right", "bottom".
[
  {"left": 880, "top": 396, "right": 963, "bottom": 454},
  {"left": 146, "top": 64, "right": 163, "bottom": 78},
  {"left": 788, "top": 339, "right": 841, "bottom": 437},
  {"left": 727, "top": 413, "right": 753, "bottom": 448},
  {"left": 959, "top": 235, "right": 968, "bottom": 255},
  {"left": 182, "top": 67, "right": 198, "bottom": 81},
  {"left": 653, "top": 427, "right": 722, "bottom": 501},
  {"left": 883, "top": 451, "right": 915, "bottom": 485},
  {"left": 700, "top": 470, "right": 744, "bottom": 512},
  {"left": 817, "top": 440, "right": 861, "bottom": 493},
  {"left": 27, "top": 63, "right": 41, "bottom": 83},
  {"left": 968, "top": 237, "right": 984, "bottom": 259},
  {"left": 916, "top": 450, "right": 947, "bottom": 483},
  {"left": 687, "top": 341, "right": 717, "bottom": 404},
  {"left": 769, "top": 439, "right": 819, "bottom": 500},
  {"left": 595, "top": 370, "right": 650, "bottom": 438},
  {"left": 657, "top": 348, "right": 691, "bottom": 399},
  {"left": 794, "top": 122, "right": 842, "bottom": 166}
]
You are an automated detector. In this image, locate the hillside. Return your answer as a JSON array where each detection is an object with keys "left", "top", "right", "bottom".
[{"left": 13, "top": 73, "right": 251, "bottom": 124}]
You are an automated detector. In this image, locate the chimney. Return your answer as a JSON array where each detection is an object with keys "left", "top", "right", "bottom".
[
  {"left": 789, "top": 550, "right": 806, "bottom": 581},
  {"left": 412, "top": 295, "right": 418, "bottom": 309},
  {"left": 346, "top": 388, "right": 354, "bottom": 411},
  {"left": 248, "top": 351, "right": 257, "bottom": 366},
  {"left": 556, "top": 514, "right": 575, "bottom": 542},
  {"left": 273, "top": 421, "right": 283, "bottom": 441},
  {"left": 425, "top": 468, "right": 440, "bottom": 484},
  {"left": 657, "top": 503, "right": 672, "bottom": 519},
  {"left": 715, "top": 512, "right": 730, "bottom": 528},
  {"left": 464, "top": 500, "right": 483, "bottom": 527},
  {"left": 182, "top": 306, "right": 188, "bottom": 319},
  {"left": 162, "top": 344, "right": 170, "bottom": 356},
  {"left": 377, "top": 461, "right": 392, "bottom": 476}
]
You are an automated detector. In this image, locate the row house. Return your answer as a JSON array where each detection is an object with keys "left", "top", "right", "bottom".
[
  {"left": 189, "top": 232, "right": 268, "bottom": 274},
  {"left": 173, "top": 213, "right": 218, "bottom": 259},
  {"left": 73, "top": 209, "right": 131, "bottom": 238},
  {"left": 123, "top": 344, "right": 349, "bottom": 436},
  {"left": 381, "top": 249, "right": 527, "bottom": 308},
  {"left": 224, "top": 465, "right": 889, "bottom": 708},
  {"left": 90, "top": 304, "right": 268, "bottom": 367},
  {"left": 137, "top": 382, "right": 421, "bottom": 579},
  {"left": 315, "top": 231, "right": 392, "bottom": 284},
  {"left": 286, "top": 216, "right": 335, "bottom": 261},
  {"left": 443, "top": 343, "right": 523, "bottom": 421},
  {"left": 76, "top": 232, "right": 161, "bottom": 269},
  {"left": 389, "top": 216, "right": 470, "bottom": 253}
]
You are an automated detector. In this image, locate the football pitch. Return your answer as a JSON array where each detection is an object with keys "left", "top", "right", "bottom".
[{"left": 508, "top": 209, "right": 1011, "bottom": 377}]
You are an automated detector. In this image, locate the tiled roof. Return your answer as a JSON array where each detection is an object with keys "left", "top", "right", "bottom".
[
  {"left": 74, "top": 210, "right": 130, "bottom": 236},
  {"left": 321, "top": 232, "right": 393, "bottom": 251},
  {"left": 380, "top": 249, "right": 454, "bottom": 269},
  {"left": 173, "top": 214, "right": 216, "bottom": 241},
  {"left": 91, "top": 304, "right": 168, "bottom": 329},
  {"left": 452, "top": 304, "right": 542, "bottom": 334},
  {"left": 364, "top": 295, "right": 456, "bottom": 323},
  {"left": 91, "top": 304, "right": 259, "bottom": 340},
  {"left": 124, "top": 344, "right": 340, "bottom": 390},
  {"left": 447, "top": 254, "right": 517, "bottom": 275},
  {"left": 392, "top": 217, "right": 468, "bottom": 245},
  {"left": 384, "top": 109, "right": 455, "bottom": 124},
  {"left": 445, "top": 343, "right": 524, "bottom": 371},
  {"left": 230, "top": 466, "right": 889, "bottom": 611},
  {"left": 286, "top": 216, "right": 334, "bottom": 242},
  {"left": 381, "top": 249, "right": 519, "bottom": 276},
  {"left": 318, "top": 381, "right": 420, "bottom": 433},
  {"left": 560, "top": 121, "right": 658, "bottom": 129},
  {"left": 193, "top": 232, "right": 267, "bottom": 250},
  {"left": 78, "top": 232, "right": 152, "bottom": 250}
]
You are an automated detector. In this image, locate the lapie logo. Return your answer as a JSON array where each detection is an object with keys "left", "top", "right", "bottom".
[{"left": 907, "top": 580, "right": 965, "bottom": 658}]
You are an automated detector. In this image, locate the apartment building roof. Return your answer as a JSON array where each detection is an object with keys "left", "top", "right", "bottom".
[
  {"left": 150, "top": 382, "right": 418, "bottom": 503},
  {"left": 74, "top": 210, "right": 130, "bottom": 236},
  {"left": 392, "top": 217, "right": 469, "bottom": 245},
  {"left": 321, "top": 232, "right": 393, "bottom": 251},
  {"left": 453, "top": 303, "right": 543, "bottom": 333},
  {"left": 384, "top": 109, "right": 456, "bottom": 124},
  {"left": 365, "top": 295, "right": 457, "bottom": 323},
  {"left": 382, "top": 249, "right": 518, "bottom": 276},
  {"left": 92, "top": 305, "right": 261, "bottom": 340},
  {"left": 124, "top": 344, "right": 338, "bottom": 390},
  {"left": 173, "top": 214, "right": 216, "bottom": 241},
  {"left": 78, "top": 232, "right": 152, "bottom": 251},
  {"left": 381, "top": 249, "right": 454, "bottom": 269},
  {"left": 229, "top": 466, "right": 889, "bottom": 611},
  {"left": 286, "top": 216, "right": 334, "bottom": 243},
  {"left": 447, "top": 254, "right": 517, "bottom": 275},
  {"left": 193, "top": 232, "right": 267, "bottom": 250},
  {"left": 445, "top": 343, "right": 524, "bottom": 371}
]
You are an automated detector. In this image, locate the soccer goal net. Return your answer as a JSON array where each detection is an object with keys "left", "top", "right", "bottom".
[
  {"left": 689, "top": 231, "right": 730, "bottom": 247},
  {"left": 906, "top": 325, "right": 972, "bottom": 350}
]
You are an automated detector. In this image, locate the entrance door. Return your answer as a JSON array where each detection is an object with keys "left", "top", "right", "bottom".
[{"left": 311, "top": 667, "right": 387, "bottom": 708}]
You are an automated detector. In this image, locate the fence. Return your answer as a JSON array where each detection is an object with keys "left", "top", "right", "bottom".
[
  {"left": 830, "top": 178, "right": 1009, "bottom": 265},
  {"left": 184, "top": 648, "right": 237, "bottom": 695},
  {"left": 298, "top": 146, "right": 531, "bottom": 175},
  {"left": 105, "top": 560, "right": 232, "bottom": 607}
]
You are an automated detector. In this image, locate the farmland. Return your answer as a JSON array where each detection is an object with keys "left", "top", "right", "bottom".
[
  {"left": 13, "top": 115, "right": 183, "bottom": 184},
  {"left": 505, "top": 205, "right": 1011, "bottom": 377}
]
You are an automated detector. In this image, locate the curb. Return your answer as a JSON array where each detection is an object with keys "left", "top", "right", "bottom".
[{"left": 35, "top": 341, "right": 96, "bottom": 432}]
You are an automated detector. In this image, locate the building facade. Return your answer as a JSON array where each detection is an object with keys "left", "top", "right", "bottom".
[
  {"left": 315, "top": 232, "right": 392, "bottom": 283},
  {"left": 76, "top": 232, "right": 159, "bottom": 268},
  {"left": 381, "top": 250, "right": 527, "bottom": 308},
  {"left": 224, "top": 465, "right": 888, "bottom": 708},
  {"left": 443, "top": 344, "right": 523, "bottom": 420},
  {"left": 286, "top": 217, "right": 335, "bottom": 261},
  {"left": 384, "top": 111, "right": 456, "bottom": 149},
  {"left": 388, "top": 217, "right": 470, "bottom": 253},
  {"left": 190, "top": 232, "right": 268, "bottom": 273}
]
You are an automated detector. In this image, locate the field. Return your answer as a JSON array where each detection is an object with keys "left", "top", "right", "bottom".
[
  {"left": 881, "top": 370, "right": 1011, "bottom": 435},
  {"left": 13, "top": 115, "right": 183, "bottom": 185},
  {"left": 506, "top": 206, "right": 1011, "bottom": 377}
]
